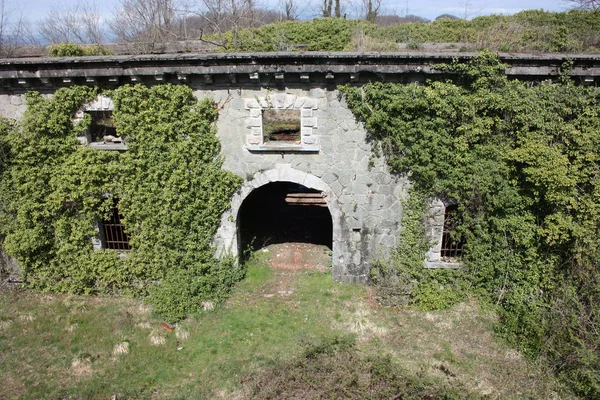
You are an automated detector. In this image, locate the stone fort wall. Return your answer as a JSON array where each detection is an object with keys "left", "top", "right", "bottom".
[{"left": 0, "top": 87, "right": 408, "bottom": 283}]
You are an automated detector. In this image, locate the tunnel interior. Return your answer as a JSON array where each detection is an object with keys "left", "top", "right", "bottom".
[{"left": 238, "top": 182, "right": 333, "bottom": 254}]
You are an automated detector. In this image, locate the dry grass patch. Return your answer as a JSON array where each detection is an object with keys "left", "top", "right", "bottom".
[
  {"left": 378, "top": 300, "right": 570, "bottom": 399},
  {"left": 331, "top": 302, "right": 388, "bottom": 341},
  {"left": 70, "top": 355, "right": 93, "bottom": 377},
  {"left": 113, "top": 341, "right": 130, "bottom": 355}
]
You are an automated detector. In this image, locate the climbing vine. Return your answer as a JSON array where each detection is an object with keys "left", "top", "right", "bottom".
[
  {"left": 0, "top": 84, "right": 243, "bottom": 322},
  {"left": 341, "top": 52, "right": 600, "bottom": 397}
]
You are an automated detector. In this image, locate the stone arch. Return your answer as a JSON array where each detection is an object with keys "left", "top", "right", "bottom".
[{"left": 215, "top": 166, "right": 345, "bottom": 281}]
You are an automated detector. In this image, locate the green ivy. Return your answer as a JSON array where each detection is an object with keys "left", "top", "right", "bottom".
[
  {"left": 49, "top": 42, "right": 112, "bottom": 57},
  {"left": 0, "top": 84, "right": 243, "bottom": 322},
  {"left": 341, "top": 51, "right": 600, "bottom": 396}
]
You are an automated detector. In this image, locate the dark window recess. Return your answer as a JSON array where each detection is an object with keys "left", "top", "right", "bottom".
[
  {"left": 101, "top": 204, "right": 130, "bottom": 250},
  {"left": 440, "top": 204, "right": 464, "bottom": 259},
  {"left": 88, "top": 111, "right": 118, "bottom": 142},
  {"left": 263, "top": 109, "right": 301, "bottom": 143}
]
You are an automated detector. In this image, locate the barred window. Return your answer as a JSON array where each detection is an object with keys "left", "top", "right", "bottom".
[
  {"left": 440, "top": 204, "right": 464, "bottom": 259},
  {"left": 100, "top": 202, "right": 130, "bottom": 251}
]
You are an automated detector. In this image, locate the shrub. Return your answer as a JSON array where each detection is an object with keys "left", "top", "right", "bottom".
[
  {"left": 0, "top": 84, "right": 243, "bottom": 321},
  {"left": 341, "top": 52, "right": 600, "bottom": 396},
  {"left": 49, "top": 42, "right": 112, "bottom": 57}
]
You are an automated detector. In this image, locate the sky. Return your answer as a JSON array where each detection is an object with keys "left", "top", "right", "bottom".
[{"left": 7, "top": 0, "right": 571, "bottom": 28}]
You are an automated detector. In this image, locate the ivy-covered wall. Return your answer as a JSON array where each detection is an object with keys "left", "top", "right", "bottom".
[
  {"left": 205, "top": 87, "right": 408, "bottom": 283},
  {"left": 0, "top": 84, "right": 244, "bottom": 322},
  {"left": 341, "top": 52, "right": 600, "bottom": 397}
]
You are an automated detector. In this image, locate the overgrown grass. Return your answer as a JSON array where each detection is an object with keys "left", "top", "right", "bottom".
[
  {"left": 0, "top": 251, "right": 574, "bottom": 399},
  {"left": 214, "top": 10, "right": 600, "bottom": 53}
]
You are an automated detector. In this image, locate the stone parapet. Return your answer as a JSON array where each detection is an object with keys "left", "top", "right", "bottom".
[{"left": 0, "top": 52, "right": 598, "bottom": 92}]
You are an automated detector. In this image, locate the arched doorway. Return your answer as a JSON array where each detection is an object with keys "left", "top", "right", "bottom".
[
  {"left": 214, "top": 167, "right": 345, "bottom": 281},
  {"left": 238, "top": 181, "right": 333, "bottom": 254}
]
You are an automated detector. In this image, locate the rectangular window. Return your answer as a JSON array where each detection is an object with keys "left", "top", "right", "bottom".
[
  {"left": 440, "top": 204, "right": 464, "bottom": 259},
  {"left": 262, "top": 109, "right": 301, "bottom": 143},
  {"left": 101, "top": 203, "right": 130, "bottom": 251},
  {"left": 88, "top": 110, "right": 118, "bottom": 143}
]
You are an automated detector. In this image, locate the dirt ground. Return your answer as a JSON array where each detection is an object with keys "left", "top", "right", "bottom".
[{"left": 260, "top": 242, "right": 331, "bottom": 272}]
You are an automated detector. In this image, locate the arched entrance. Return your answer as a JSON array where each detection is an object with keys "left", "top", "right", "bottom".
[
  {"left": 238, "top": 181, "right": 333, "bottom": 253},
  {"left": 214, "top": 167, "right": 345, "bottom": 281}
]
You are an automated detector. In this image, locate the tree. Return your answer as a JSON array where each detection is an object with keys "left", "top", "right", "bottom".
[
  {"left": 282, "top": 0, "right": 297, "bottom": 20},
  {"left": 0, "top": 0, "right": 35, "bottom": 57},
  {"left": 39, "top": 1, "right": 105, "bottom": 45},
  {"left": 566, "top": 0, "right": 600, "bottom": 10},
  {"left": 362, "top": 0, "right": 381, "bottom": 22},
  {"left": 180, "top": 0, "right": 259, "bottom": 49},
  {"left": 110, "top": 0, "right": 178, "bottom": 44}
]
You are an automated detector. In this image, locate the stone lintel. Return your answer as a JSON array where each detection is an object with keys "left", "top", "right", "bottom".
[
  {"left": 424, "top": 261, "right": 461, "bottom": 269},
  {"left": 246, "top": 144, "right": 320, "bottom": 153}
]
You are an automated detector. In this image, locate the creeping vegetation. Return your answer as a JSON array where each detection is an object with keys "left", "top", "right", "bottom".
[
  {"left": 0, "top": 84, "right": 243, "bottom": 322},
  {"left": 341, "top": 52, "right": 600, "bottom": 397}
]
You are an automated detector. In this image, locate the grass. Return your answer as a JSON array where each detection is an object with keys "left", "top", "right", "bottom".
[{"left": 0, "top": 250, "right": 576, "bottom": 399}]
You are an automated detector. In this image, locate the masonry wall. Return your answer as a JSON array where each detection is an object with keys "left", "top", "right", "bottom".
[
  {"left": 0, "top": 94, "right": 27, "bottom": 120},
  {"left": 201, "top": 87, "right": 408, "bottom": 283},
  {"left": 0, "top": 87, "right": 409, "bottom": 284}
]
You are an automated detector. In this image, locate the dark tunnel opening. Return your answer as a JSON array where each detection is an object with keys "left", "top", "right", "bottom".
[{"left": 238, "top": 182, "right": 333, "bottom": 256}]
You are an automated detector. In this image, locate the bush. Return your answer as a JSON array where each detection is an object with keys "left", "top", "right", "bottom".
[
  {"left": 0, "top": 84, "right": 242, "bottom": 321},
  {"left": 49, "top": 42, "right": 112, "bottom": 57},
  {"left": 244, "top": 334, "right": 473, "bottom": 399},
  {"left": 341, "top": 52, "right": 600, "bottom": 396}
]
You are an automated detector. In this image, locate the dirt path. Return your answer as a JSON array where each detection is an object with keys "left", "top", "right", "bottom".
[{"left": 257, "top": 242, "right": 331, "bottom": 299}]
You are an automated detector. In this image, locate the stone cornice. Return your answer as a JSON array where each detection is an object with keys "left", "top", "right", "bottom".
[{"left": 0, "top": 51, "right": 598, "bottom": 91}]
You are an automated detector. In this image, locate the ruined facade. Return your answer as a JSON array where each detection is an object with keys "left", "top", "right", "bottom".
[{"left": 0, "top": 52, "right": 597, "bottom": 282}]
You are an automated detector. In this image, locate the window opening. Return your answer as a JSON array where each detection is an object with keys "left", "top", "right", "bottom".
[
  {"left": 440, "top": 204, "right": 464, "bottom": 259},
  {"left": 262, "top": 109, "right": 301, "bottom": 143},
  {"left": 88, "top": 111, "right": 119, "bottom": 143},
  {"left": 101, "top": 201, "right": 130, "bottom": 250}
]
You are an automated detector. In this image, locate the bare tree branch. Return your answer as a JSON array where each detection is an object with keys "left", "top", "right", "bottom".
[
  {"left": 0, "top": 0, "right": 36, "bottom": 57},
  {"left": 39, "top": 1, "right": 105, "bottom": 44},
  {"left": 110, "top": 0, "right": 179, "bottom": 44},
  {"left": 565, "top": 0, "right": 600, "bottom": 10}
]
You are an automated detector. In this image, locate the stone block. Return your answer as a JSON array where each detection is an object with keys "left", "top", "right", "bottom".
[
  {"left": 248, "top": 136, "right": 261, "bottom": 145},
  {"left": 258, "top": 97, "right": 270, "bottom": 108},
  {"left": 246, "top": 117, "right": 262, "bottom": 128},
  {"left": 303, "top": 98, "right": 317, "bottom": 109},
  {"left": 322, "top": 171, "right": 339, "bottom": 184},
  {"left": 302, "top": 136, "right": 317, "bottom": 145},
  {"left": 301, "top": 126, "right": 312, "bottom": 136},
  {"left": 230, "top": 98, "right": 245, "bottom": 110},
  {"left": 274, "top": 93, "right": 285, "bottom": 108},
  {"left": 251, "top": 127, "right": 262, "bottom": 136},
  {"left": 9, "top": 96, "right": 23, "bottom": 106},
  {"left": 301, "top": 108, "right": 313, "bottom": 117},
  {"left": 245, "top": 98, "right": 260, "bottom": 109},
  {"left": 302, "top": 117, "right": 317, "bottom": 127},
  {"left": 284, "top": 94, "right": 296, "bottom": 108},
  {"left": 310, "top": 88, "right": 326, "bottom": 98},
  {"left": 249, "top": 108, "right": 262, "bottom": 117},
  {"left": 294, "top": 97, "right": 306, "bottom": 108},
  {"left": 304, "top": 174, "right": 329, "bottom": 192}
]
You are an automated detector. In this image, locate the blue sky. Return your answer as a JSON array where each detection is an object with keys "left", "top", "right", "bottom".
[{"left": 11, "top": 0, "right": 571, "bottom": 26}]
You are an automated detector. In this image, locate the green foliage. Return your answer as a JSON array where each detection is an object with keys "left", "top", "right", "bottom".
[
  {"left": 215, "top": 18, "right": 376, "bottom": 51},
  {"left": 247, "top": 333, "right": 473, "bottom": 399},
  {"left": 49, "top": 42, "right": 112, "bottom": 57},
  {"left": 0, "top": 84, "right": 243, "bottom": 321},
  {"left": 148, "top": 257, "right": 245, "bottom": 322},
  {"left": 210, "top": 10, "right": 600, "bottom": 53},
  {"left": 369, "top": 190, "right": 467, "bottom": 310},
  {"left": 341, "top": 52, "right": 600, "bottom": 396}
]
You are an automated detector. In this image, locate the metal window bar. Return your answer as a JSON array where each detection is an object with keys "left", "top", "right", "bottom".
[
  {"left": 440, "top": 205, "right": 464, "bottom": 259},
  {"left": 102, "top": 206, "right": 130, "bottom": 251}
]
